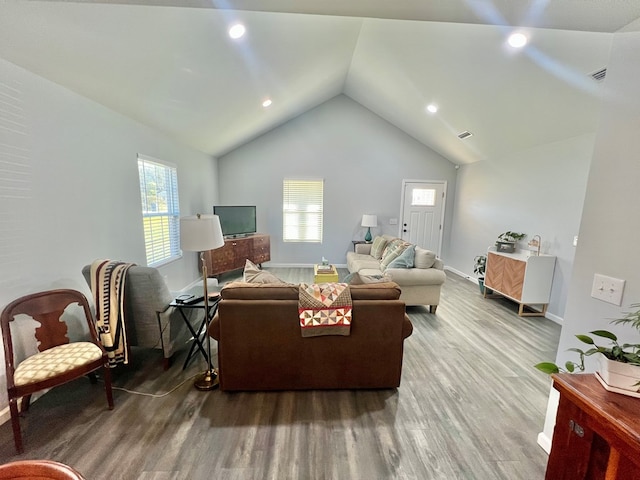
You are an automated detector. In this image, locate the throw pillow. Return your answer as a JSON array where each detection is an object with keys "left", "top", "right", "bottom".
[
  {"left": 243, "top": 259, "right": 285, "bottom": 284},
  {"left": 380, "top": 239, "right": 410, "bottom": 269},
  {"left": 385, "top": 244, "right": 416, "bottom": 269},
  {"left": 414, "top": 247, "right": 437, "bottom": 269},
  {"left": 370, "top": 236, "right": 388, "bottom": 260}
]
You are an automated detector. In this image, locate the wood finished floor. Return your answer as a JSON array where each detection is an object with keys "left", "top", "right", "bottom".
[{"left": 0, "top": 269, "right": 561, "bottom": 479}]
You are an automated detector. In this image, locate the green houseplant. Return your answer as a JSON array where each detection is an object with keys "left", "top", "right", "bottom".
[
  {"left": 535, "top": 304, "right": 640, "bottom": 395},
  {"left": 495, "top": 231, "right": 526, "bottom": 253},
  {"left": 473, "top": 255, "right": 487, "bottom": 294}
]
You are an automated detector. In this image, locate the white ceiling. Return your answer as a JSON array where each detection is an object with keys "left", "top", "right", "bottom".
[{"left": 1, "top": 1, "right": 637, "bottom": 164}]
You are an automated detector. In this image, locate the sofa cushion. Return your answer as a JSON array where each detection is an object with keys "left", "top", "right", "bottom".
[
  {"left": 221, "top": 281, "right": 299, "bottom": 300},
  {"left": 345, "top": 272, "right": 392, "bottom": 285},
  {"left": 346, "top": 252, "right": 382, "bottom": 272},
  {"left": 385, "top": 244, "right": 416, "bottom": 269},
  {"left": 220, "top": 280, "right": 402, "bottom": 301},
  {"left": 349, "top": 282, "right": 401, "bottom": 300},
  {"left": 243, "top": 259, "right": 286, "bottom": 284},
  {"left": 370, "top": 236, "right": 388, "bottom": 260},
  {"left": 384, "top": 267, "right": 447, "bottom": 286},
  {"left": 414, "top": 247, "right": 437, "bottom": 269}
]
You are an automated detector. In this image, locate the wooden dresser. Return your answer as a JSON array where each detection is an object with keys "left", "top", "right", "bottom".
[
  {"left": 546, "top": 373, "right": 640, "bottom": 480},
  {"left": 203, "top": 233, "right": 270, "bottom": 277},
  {"left": 484, "top": 247, "right": 555, "bottom": 316}
]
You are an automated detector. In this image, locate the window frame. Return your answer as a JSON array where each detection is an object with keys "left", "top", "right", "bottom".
[
  {"left": 137, "top": 154, "right": 181, "bottom": 267},
  {"left": 282, "top": 178, "right": 324, "bottom": 243}
]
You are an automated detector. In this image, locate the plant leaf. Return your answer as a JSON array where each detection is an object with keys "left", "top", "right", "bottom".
[
  {"left": 534, "top": 362, "right": 560, "bottom": 374},
  {"left": 565, "top": 362, "right": 575, "bottom": 373},
  {"left": 576, "top": 334, "right": 594, "bottom": 345},
  {"left": 591, "top": 330, "right": 617, "bottom": 341}
]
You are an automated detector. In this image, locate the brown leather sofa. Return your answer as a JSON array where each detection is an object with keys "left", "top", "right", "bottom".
[{"left": 208, "top": 281, "right": 413, "bottom": 391}]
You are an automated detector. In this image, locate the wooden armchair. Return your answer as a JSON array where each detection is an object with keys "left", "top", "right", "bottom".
[{"left": 1, "top": 289, "right": 114, "bottom": 453}]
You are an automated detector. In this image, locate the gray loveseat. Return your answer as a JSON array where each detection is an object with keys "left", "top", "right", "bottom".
[{"left": 346, "top": 235, "right": 446, "bottom": 312}]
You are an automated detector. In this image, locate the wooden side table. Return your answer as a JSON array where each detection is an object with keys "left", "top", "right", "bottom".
[
  {"left": 351, "top": 240, "right": 371, "bottom": 251},
  {"left": 545, "top": 373, "right": 640, "bottom": 479},
  {"left": 169, "top": 291, "right": 221, "bottom": 370}
]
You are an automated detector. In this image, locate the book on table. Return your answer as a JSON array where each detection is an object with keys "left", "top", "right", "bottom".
[{"left": 317, "top": 264, "right": 334, "bottom": 273}]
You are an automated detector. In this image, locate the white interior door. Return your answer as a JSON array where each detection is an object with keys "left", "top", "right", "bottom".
[{"left": 400, "top": 181, "right": 446, "bottom": 256}]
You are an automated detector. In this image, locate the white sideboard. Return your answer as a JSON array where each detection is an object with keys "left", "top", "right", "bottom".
[{"left": 484, "top": 247, "right": 556, "bottom": 316}]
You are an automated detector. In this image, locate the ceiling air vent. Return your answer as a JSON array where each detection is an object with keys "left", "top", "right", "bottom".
[
  {"left": 590, "top": 67, "right": 607, "bottom": 83},
  {"left": 458, "top": 131, "right": 473, "bottom": 140}
]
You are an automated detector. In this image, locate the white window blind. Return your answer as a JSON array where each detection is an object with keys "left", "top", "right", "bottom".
[
  {"left": 283, "top": 178, "right": 323, "bottom": 243},
  {"left": 137, "top": 155, "right": 181, "bottom": 266}
]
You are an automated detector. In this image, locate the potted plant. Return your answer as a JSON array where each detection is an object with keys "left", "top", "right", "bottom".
[
  {"left": 473, "top": 255, "right": 487, "bottom": 294},
  {"left": 535, "top": 303, "right": 640, "bottom": 396},
  {"left": 495, "top": 231, "right": 526, "bottom": 253}
]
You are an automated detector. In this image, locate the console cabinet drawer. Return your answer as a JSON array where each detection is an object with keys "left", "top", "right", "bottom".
[{"left": 203, "top": 233, "right": 270, "bottom": 276}]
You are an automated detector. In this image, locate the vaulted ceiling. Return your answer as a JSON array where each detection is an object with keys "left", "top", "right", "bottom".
[{"left": 1, "top": 1, "right": 638, "bottom": 164}]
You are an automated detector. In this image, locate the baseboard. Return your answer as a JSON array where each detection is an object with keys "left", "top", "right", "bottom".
[
  {"left": 537, "top": 431, "right": 552, "bottom": 454},
  {"left": 545, "top": 312, "right": 563, "bottom": 325},
  {"left": 268, "top": 263, "right": 348, "bottom": 269},
  {"left": 444, "top": 266, "right": 476, "bottom": 283}
]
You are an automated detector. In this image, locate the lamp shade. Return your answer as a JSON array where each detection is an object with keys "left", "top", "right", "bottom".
[
  {"left": 361, "top": 215, "right": 378, "bottom": 228},
  {"left": 180, "top": 214, "right": 225, "bottom": 252}
]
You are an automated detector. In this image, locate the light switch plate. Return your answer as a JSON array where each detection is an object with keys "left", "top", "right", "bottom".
[
  {"left": 591, "top": 274, "right": 625, "bottom": 306},
  {"left": 389, "top": 218, "right": 398, "bottom": 225}
]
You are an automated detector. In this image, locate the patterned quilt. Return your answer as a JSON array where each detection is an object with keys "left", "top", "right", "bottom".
[{"left": 298, "top": 283, "right": 352, "bottom": 337}]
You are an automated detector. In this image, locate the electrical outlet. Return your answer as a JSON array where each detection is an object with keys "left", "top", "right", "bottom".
[{"left": 591, "top": 274, "right": 625, "bottom": 306}]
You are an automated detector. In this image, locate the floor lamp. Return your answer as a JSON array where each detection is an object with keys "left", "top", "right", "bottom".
[{"left": 180, "top": 213, "right": 225, "bottom": 390}]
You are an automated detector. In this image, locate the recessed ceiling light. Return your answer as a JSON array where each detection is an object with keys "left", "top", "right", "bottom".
[
  {"left": 426, "top": 104, "right": 438, "bottom": 114},
  {"left": 262, "top": 99, "right": 272, "bottom": 108},
  {"left": 507, "top": 32, "right": 528, "bottom": 48},
  {"left": 228, "top": 23, "right": 246, "bottom": 39}
]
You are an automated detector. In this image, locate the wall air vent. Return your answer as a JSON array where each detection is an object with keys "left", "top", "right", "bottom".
[
  {"left": 590, "top": 67, "right": 607, "bottom": 82},
  {"left": 458, "top": 131, "right": 473, "bottom": 140}
]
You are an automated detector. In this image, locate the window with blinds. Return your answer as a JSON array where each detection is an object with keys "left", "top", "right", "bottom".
[
  {"left": 283, "top": 178, "right": 323, "bottom": 243},
  {"left": 137, "top": 155, "right": 181, "bottom": 266}
]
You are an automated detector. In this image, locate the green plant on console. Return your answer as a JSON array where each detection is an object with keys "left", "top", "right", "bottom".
[
  {"left": 535, "top": 303, "right": 640, "bottom": 375},
  {"left": 497, "top": 231, "right": 526, "bottom": 243},
  {"left": 473, "top": 255, "right": 486, "bottom": 278}
]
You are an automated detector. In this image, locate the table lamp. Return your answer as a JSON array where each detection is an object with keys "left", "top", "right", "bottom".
[
  {"left": 361, "top": 214, "right": 377, "bottom": 242},
  {"left": 180, "top": 213, "right": 225, "bottom": 390}
]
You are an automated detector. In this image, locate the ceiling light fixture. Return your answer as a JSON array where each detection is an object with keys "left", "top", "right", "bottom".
[
  {"left": 262, "top": 99, "right": 272, "bottom": 108},
  {"left": 426, "top": 104, "right": 438, "bottom": 114},
  {"left": 507, "top": 32, "right": 528, "bottom": 48},
  {"left": 228, "top": 23, "right": 246, "bottom": 39}
]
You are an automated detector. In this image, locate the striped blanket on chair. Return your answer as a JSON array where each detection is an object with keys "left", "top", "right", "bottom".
[{"left": 90, "top": 259, "right": 135, "bottom": 367}]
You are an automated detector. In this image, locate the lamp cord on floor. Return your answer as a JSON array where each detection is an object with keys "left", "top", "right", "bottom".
[{"left": 97, "top": 373, "right": 200, "bottom": 398}]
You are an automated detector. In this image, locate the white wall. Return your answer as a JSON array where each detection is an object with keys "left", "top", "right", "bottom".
[
  {"left": 218, "top": 94, "right": 458, "bottom": 266},
  {"left": 0, "top": 59, "right": 217, "bottom": 408},
  {"left": 447, "top": 133, "right": 594, "bottom": 320},
  {"left": 539, "top": 17, "right": 640, "bottom": 451}
]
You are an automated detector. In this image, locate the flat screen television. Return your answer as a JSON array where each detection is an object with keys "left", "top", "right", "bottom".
[{"left": 213, "top": 205, "right": 257, "bottom": 237}]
